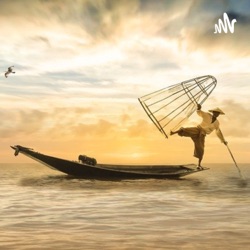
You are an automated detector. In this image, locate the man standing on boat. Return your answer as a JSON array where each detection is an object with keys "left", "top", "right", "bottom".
[{"left": 170, "top": 104, "right": 227, "bottom": 169}]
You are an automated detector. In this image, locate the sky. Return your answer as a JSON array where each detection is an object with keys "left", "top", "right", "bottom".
[{"left": 1, "top": 0, "right": 250, "bottom": 165}]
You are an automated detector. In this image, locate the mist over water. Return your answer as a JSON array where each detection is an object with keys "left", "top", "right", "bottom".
[{"left": 1, "top": 163, "right": 249, "bottom": 250}]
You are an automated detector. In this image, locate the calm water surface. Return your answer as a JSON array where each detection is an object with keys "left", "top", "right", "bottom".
[{"left": 0, "top": 163, "right": 249, "bottom": 250}]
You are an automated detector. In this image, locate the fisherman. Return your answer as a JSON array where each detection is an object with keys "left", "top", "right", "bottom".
[
  {"left": 4, "top": 66, "right": 15, "bottom": 78},
  {"left": 170, "top": 104, "right": 227, "bottom": 169}
]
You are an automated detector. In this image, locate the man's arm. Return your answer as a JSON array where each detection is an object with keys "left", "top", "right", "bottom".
[
  {"left": 216, "top": 128, "right": 228, "bottom": 145},
  {"left": 196, "top": 104, "right": 203, "bottom": 117}
]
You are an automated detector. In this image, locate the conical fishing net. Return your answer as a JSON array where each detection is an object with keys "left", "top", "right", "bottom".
[{"left": 138, "top": 75, "right": 217, "bottom": 138}]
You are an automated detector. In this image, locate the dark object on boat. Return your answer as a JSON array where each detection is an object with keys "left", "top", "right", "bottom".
[
  {"left": 10, "top": 145, "right": 208, "bottom": 180},
  {"left": 78, "top": 154, "right": 97, "bottom": 166}
]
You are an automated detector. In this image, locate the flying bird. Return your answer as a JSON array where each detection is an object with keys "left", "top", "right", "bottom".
[{"left": 4, "top": 66, "right": 15, "bottom": 78}]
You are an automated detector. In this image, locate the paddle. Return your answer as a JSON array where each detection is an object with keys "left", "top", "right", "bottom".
[{"left": 225, "top": 143, "right": 244, "bottom": 180}]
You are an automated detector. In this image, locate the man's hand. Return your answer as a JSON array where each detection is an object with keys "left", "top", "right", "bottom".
[{"left": 197, "top": 104, "right": 201, "bottom": 110}]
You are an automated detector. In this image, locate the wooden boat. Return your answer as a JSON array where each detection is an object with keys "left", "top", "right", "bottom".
[{"left": 10, "top": 145, "right": 208, "bottom": 180}]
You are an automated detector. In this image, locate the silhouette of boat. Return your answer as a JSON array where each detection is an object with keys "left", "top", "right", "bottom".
[{"left": 11, "top": 145, "right": 208, "bottom": 180}]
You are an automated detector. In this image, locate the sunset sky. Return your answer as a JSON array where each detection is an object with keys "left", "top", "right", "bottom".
[{"left": 1, "top": 0, "right": 250, "bottom": 165}]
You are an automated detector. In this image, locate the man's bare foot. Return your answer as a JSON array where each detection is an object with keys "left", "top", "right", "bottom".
[
  {"left": 196, "top": 166, "right": 204, "bottom": 170},
  {"left": 170, "top": 131, "right": 175, "bottom": 135},
  {"left": 170, "top": 130, "right": 178, "bottom": 135}
]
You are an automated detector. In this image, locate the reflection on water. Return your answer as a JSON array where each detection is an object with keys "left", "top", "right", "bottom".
[{"left": 0, "top": 163, "right": 249, "bottom": 250}]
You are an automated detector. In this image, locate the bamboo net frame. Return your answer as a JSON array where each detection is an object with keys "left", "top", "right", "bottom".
[{"left": 138, "top": 75, "right": 217, "bottom": 138}]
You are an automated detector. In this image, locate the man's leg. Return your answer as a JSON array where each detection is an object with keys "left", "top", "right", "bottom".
[
  {"left": 170, "top": 129, "right": 181, "bottom": 135},
  {"left": 192, "top": 134, "right": 205, "bottom": 169},
  {"left": 171, "top": 127, "right": 200, "bottom": 137},
  {"left": 170, "top": 127, "right": 205, "bottom": 168},
  {"left": 197, "top": 157, "right": 203, "bottom": 169}
]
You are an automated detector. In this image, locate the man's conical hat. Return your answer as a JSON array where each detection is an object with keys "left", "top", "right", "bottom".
[{"left": 208, "top": 107, "right": 225, "bottom": 115}]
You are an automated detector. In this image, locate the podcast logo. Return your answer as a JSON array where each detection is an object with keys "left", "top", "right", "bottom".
[{"left": 214, "top": 13, "right": 237, "bottom": 34}]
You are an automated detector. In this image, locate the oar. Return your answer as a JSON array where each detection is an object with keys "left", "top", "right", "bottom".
[{"left": 225, "top": 144, "right": 244, "bottom": 179}]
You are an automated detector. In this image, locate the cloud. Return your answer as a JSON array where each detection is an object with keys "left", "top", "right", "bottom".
[
  {"left": 71, "top": 119, "right": 116, "bottom": 138},
  {"left": 2, "top": 0, "right": 249, "bottom": 82},
  {"left": 183, "top": 2, "right": 250, "bottom": 56},
  {"left": 153, "top": 0, "right": 250, "bottom": 58},
  {"left": 1, "top": 0, "right": 250, "bottom": 163},
  {"left": 0, "top": 109, "right": 46, "bottom": 138},
  {"left": 0, "top": 0, "right": 139, "bottom": 41},
  {"left": 0, "top": 107, "right": 93, "bottom": 138},
  {"left": 2, "top": 0, "right": 250, "bottom": 55},
  {"left": 219, "top": 99, "right": 250, "bottom": 138},
  {"left": 126, "top": 118, "right": 156, "bottom": 137},
  {"left": 0, "top": 102, "right": 155, "bottom": 141}
]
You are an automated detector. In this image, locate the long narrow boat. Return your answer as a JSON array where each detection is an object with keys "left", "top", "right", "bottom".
[{"left": 10, "top": 145, "right": 208, "bottom": 180}]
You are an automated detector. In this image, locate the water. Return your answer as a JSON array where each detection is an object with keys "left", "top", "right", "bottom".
[{"left": 1, "top": 163, "right": 249, "bottom": 250}]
